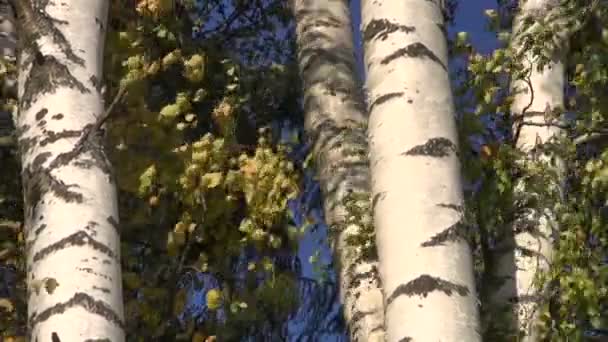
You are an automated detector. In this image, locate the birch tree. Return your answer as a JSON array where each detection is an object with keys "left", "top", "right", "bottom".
[
  {"left": 292, "top": 0, "right": 384, "bottom": 340},
  {"left": 360, "top": 0, "right": 481, "bottom": 340},
  {"left": 11, "top": 0, "right": 125, "bottom": 340},
  {"left": 484, "top": 0, "right": 567, "bottom": 339}
]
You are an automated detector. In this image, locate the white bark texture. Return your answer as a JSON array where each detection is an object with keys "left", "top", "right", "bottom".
[
  {"left": 14, "top": 1, "right": 125, "bottom": 341},
  {"left": 360, "top": 0, "right": 481, "bottom": 341},
  {"left": 487, "top": 0, "right": 566, "bottom": 339},
  {"left": 293, "top": 0, "right": 385, "bottom": 340}
]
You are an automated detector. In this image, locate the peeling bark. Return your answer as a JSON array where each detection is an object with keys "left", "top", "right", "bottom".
[{"left": 360, "top": 0, "right": 481, "bottom": 340}]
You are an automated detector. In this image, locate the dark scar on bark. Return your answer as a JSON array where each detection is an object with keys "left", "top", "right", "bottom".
[
  {"left": 402, "top": 137, "right": 456, "bottom": 157},
  {"left": 381, "top": 42, "right": 447, "bottom": 71},
  {"left": 363, "top": 19, "right": 415, "bottom": 42},
  {"left": 386, "top": 274, "right": 470, "bottom": 307}
]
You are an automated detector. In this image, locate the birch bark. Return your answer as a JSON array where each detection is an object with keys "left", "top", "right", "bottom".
[
  {"left": 13, "top": 1, "right": 125, "bottom": 340},
  {"left": 360, "top": 0, "right": 481, "bottom": 340},
  {"left": 293, "top": 0, "right": 385, "bottom": 340}
]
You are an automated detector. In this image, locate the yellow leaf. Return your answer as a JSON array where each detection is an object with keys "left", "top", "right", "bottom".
[
  {"left": 201, "top": 172, "right": 223, "bottom": 189},
  {"left": 0, "top": 298, "right": 14, "bottom": 312},
  {"left": 206, "top": 288, "right": 222, "bottom": 310},
  {"left": 240, "top": 159, "right": 258, "bottom": 178}
]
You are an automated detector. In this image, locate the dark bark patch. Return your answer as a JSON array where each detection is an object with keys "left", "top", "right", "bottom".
[
  {"left": 32, "top": 230, "right": 118, "bottom": 263},
  {"left": 397, "top": 337, "right": 413, "bottom": 342},
  {"left": 76, "top": 267, "right": 110, "bottom": 281},
  {"left": 347, "top": 265, "right": 380, "bottom": 290},
  {"left": 32, "top": 151, "right": 52, "bottom": 169},
  {"left": 28, "top": 292, "right": 125, "bottom": 330},
  {"left": 89, "top": 75, "right": 103, "bottom": 92},
  {"left": 369, "top": 92, "right": 403, "bottom": 112},
  {"left": 16, "top": 0, "right": 84, "bottom": 66},
  {"left": 402, "top": 137, "right": 456, "bottom": 157},
  {"left": 94, "top": 16, "right": 105, "bottom": 32},
  {"left": 39, "top": 129, "right": 82, "bottom": 147},
  {"left": 386, "top": 275, "right": 470, "bottom": 306},
  {"left": 371, "top": 191, "right": 387, "bottom": 213},
  {"left": 436, "top": 23, "right": 447, "bottom": 36},
  {"left": 17, "top": 135, "right": 38, "bottom": 156},
  {"left": 106, "top": 216, "right": 120, "bottom": 234},
  {"left": 22, "top": 165, "right": 83, "bottom": 222},
  {"left": 35, "top": 108, "right": 48, "bottom": 121},
  {"left": 437, "top": 203, "right": 463, "bottom": 212},
  {"left": 363, "top": 19, "right": 415, "bottom": 42},
  {"left": 46, "top": 123, "right": 114, "bottom": 180},
  {"left": 93, "top": 286, "right": 110, "bottom": 294},
  {"left": 51, "top": 113, "right": 64, "bottom": 120},
  {"left": 420, "top": 220, "right": 467, "bottom": 247},
  {"left": 52, "top": 332, "right": 60, "bottom": 342},
  {"left": 21, "top": 54, "right": 89, "bottom": 111},
  {"left": 34, "top": 224, "right": 47, "bottom": 236},
  {"left": 380, "top": 42, "right": 447, "bottom": 71}
]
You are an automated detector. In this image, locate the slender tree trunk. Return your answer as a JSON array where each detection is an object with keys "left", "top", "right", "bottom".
[
  {"left": 292, "top": 0, "right": 385, "bottom": 340},
  {"left": 13, "top": 1, "right": 125, "bottom": 341},
  {"left": 360, "top": 1, "right": 481, "bottom": 341},
  {"left": 486, "top": 0, "right": 567, "bottom": 339}
]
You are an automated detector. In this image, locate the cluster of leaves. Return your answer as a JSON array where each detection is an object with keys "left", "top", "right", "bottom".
[
  {"left": 454, "top": 1, "right": 608, "bottom": 340},
  {"left": 105, "top": 0, "right": 308, "bottom": 340}
]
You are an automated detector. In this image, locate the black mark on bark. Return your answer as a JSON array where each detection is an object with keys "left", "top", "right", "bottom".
[
  {"left": 381, "top": 42, "right": 447, "bottom": 71},
  {"left": 363, "top": 19, "right": 415, "bottom": 42},
  {"left": 403, "top": 137, "right": 456, "bottom": 157},
  {"left": 421, "top": 220, "right": 468, "bottom": 247},
  {"left": 369, "top": 92, "right": 404, "bottom": 112},
  {"left": 386, "top": 275, "right": 469, "bottom": 306}
]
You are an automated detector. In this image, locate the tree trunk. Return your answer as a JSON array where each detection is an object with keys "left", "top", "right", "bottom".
[
  {"left": 486, "top": 0, "right": 567, "bottom": 339},
  {"left": 13, "top": 1, "right": 125, "bottom": 341},
  {"left": 292, "top": 0, "right": 385, "bottom": 340},
  {"left": 360, "top": 1, "right": 481, "bottom": 341}
]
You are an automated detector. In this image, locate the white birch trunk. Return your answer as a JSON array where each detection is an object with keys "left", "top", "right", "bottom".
[
  {"left": 292, "top": 0, "right": 385, "bottom": 340},
  {"left": 360, "top": 0, "right": 481, "bottom": 341},
  {"left": 487, "top": 0, "right": 566, "bottom": 339},
  {"left": 14, "top": 1, "right": 125, "bottom": 341}
]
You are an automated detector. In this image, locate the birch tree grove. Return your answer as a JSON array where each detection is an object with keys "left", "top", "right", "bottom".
[
  {"left": 292, "top": 0, "right": 385, "bottom": 340},
  {"left": 12, "top": 0, "right": 125, "bottom": 340},
  {"left": 485, "top": 0, "right": 568, "bottom": 339},
  {"left": 360, "top": 0, "right": 481, "bottom": 340}
]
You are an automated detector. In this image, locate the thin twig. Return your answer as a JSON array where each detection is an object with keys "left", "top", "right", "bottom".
[{"left": 74, "top": 85, "right": 127, "bottom": 149}]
